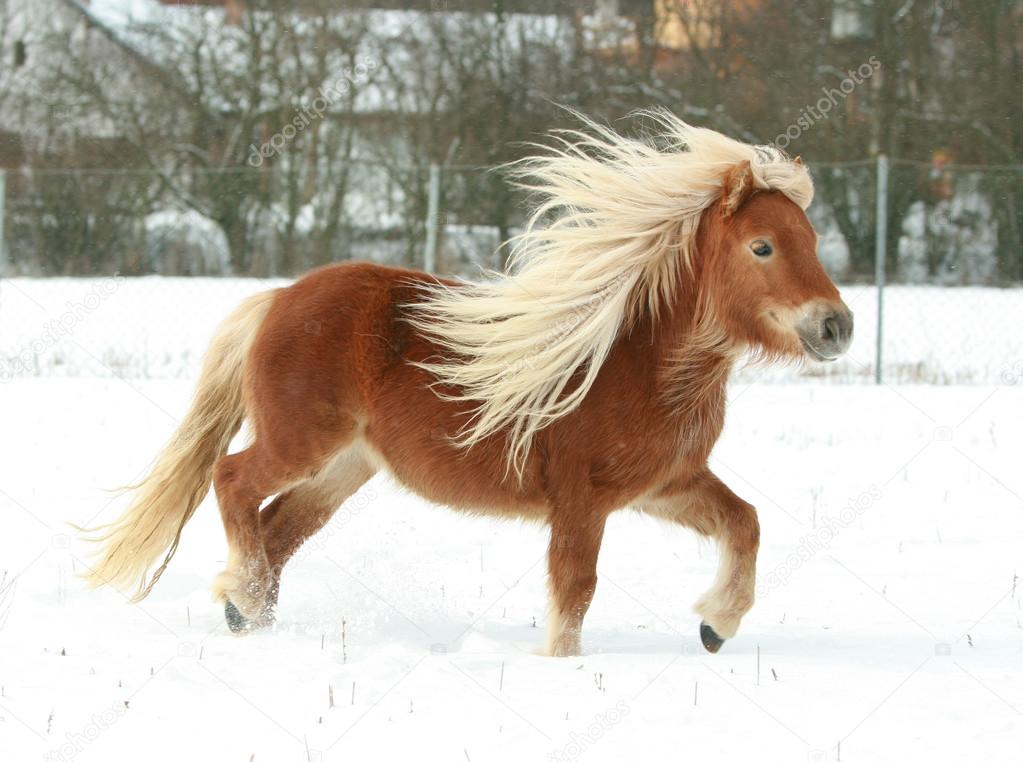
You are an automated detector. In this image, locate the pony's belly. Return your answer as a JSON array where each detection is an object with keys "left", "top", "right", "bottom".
[{"left": 358, "top": 432, "right": 550, "bottom": 522}]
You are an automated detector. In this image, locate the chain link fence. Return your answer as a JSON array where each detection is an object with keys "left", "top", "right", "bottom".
[
  {"left": 0, "top": 158, "right": 1021, "bottom": 384},
  {"left": 808, "top": 159, "right": 1023, "bottom": 384},
  {"left": 0, "top": 161, "right": 522, "bottom": 278}
]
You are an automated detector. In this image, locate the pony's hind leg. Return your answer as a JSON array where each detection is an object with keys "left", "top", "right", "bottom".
[
  {"left": 211, "top": 445, "right": 298, "bottom": 630},
  {"left": 258, "top": 445, "right": 377, "bottom": 613},
  {"left": 544, "top": 512, "right": 608, "bottom": 657},
  {"left": 641, "top": 469, "right": 760, "bottom": 653}
]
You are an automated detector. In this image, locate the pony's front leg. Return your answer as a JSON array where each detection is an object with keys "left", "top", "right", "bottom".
[
  {"left": 544, "top": 512, "right": 608, "bottom": 657},
  {"left": 642, "top": 469, "right": 760, "bottom": 653}
]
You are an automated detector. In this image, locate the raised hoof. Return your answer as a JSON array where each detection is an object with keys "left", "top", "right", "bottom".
[
  {"left": 700, "top": 621, "right": 726, "bottom": 654},
  {"left": 224, "top": 601, "right": 250, "bottom": 633}
]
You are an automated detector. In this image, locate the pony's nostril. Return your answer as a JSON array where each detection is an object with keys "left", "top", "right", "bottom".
[{"left": 822, "top": 316, "right": 839, "bottom": 344}]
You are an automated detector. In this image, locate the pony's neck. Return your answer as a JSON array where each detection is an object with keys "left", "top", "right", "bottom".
[{"left": 647, "top": 262, "right": 737, "bottom": 415}]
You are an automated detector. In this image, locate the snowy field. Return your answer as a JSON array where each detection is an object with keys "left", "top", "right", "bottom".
[
  {"left": 1, "top": 278, "right": 1022, "bottom": 761},
  {"left": 1, "top": 277, "right": 1023, "bottom": 384}
]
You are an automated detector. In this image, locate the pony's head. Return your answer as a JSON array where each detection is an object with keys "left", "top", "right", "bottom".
[{"left": 698, "top": 159, "right": 853, "bottom": 363}]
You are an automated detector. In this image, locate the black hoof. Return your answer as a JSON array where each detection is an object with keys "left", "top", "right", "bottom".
[
  {"left": 700, "top": 621, "right": 726, "bottom": 653},
  {"left": 225, "top": 601, "right": 250, "bottom": 633}
]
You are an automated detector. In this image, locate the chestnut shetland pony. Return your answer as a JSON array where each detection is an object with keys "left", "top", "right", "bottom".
[{"left": 83, "top": 112, "right": 852, "bottom": 656}]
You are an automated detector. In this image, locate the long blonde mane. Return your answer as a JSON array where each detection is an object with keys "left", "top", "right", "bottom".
[{"left": 407, "top": 109, "right": 814, "bottom": 479}]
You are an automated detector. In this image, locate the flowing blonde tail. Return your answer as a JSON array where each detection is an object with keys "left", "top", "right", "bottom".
[{"left": 79, "top": 290, "right": 278, "bottom": 601}]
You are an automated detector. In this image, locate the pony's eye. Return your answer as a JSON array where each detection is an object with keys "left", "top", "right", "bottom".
[{"left": 750, "top": 240, "right": 773, "bottom": 257}]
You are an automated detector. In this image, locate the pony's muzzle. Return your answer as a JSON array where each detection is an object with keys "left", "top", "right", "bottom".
[{"left": 797, "top": 303, "right": 853, "bottom": 361}]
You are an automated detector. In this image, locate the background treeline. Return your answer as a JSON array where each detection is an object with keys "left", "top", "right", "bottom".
[{"left": 0, "top": 0, "right": 1020, "bottom": 280}]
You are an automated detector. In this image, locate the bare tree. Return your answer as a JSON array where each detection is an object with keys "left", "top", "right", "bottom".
[
  {"left": 8, "top": 0, "right": 1021, "bottom": 280},
  {"left": 35, "top": 0, "right": 376, "bottom": 274}
]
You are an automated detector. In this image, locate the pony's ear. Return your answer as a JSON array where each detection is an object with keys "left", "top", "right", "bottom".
[{"left": 721, "top": 160, "right": 755, "bottom": 217}]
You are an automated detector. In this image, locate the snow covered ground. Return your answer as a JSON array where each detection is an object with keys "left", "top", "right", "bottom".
[
  {"left": 1, "top": 277, "right": 1022, "bottom": 760},
  {"left": 1, "top": 376, "right": 1021, "bottom": 761}
]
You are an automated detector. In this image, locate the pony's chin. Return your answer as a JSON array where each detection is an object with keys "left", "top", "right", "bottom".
[{"left": 800, "top": 338, "right": 840, "bottom": 362}]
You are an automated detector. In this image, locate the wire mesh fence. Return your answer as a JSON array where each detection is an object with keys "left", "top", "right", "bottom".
[
  {"left": 0, "top": 161, "right": 522, "bottom": 278},
  {"left": 0, "top": 158, "right": 1021, "bottom": 384}
]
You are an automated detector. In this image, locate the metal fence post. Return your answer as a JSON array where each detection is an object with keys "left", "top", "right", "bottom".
[
  {"left": 874, "top": 154, "right": 888, "bottom": 385},
  {"left": 423, "top": 163, "right": 440, "bottom": 274},
  {"left": 0, "top": 169, "right": 6, "bottom": 277}
]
